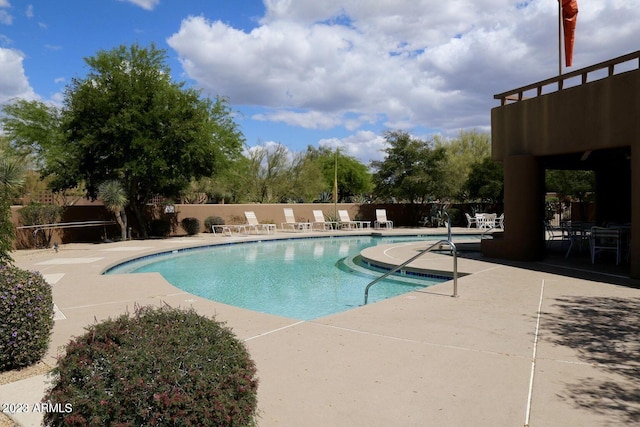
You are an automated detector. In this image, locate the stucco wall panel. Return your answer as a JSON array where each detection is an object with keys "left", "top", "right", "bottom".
[{"left": 492, "top": 68, "right": 640, "bottom": 159}]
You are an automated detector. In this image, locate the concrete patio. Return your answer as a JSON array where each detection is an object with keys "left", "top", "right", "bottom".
[{"left": 1, "top": 228, "right": 639, "bottom": 426}]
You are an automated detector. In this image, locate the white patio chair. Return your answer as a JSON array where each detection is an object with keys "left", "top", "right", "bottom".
[
  {"left": 281, "top": 208, "right": 311, "bottom": 232},
  {"left": 465, "top": 213, "right": 477, "bottom": 229},
  {"left": 544, "top": 220, "right": 567, "bottom": 249},
  {"left": 483, "top": 213, "right": 497, "bottom": 229},
  {"left": 374, "top": 209, "right": 393, "bottom": 229},
  {"left": 338, "top": 210, "right": 370, "bottom": 230},
  {"left": 312, "top": 210, "right": 335, "bottom": 230},
  {"left": 244, "top": 211, "right": 277, "bottom": 234},
  {"left": 589, "top": 226, "right": 621, "bottom": 265}
]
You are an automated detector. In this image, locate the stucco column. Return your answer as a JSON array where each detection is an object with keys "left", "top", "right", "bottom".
[
  {"left": 482, "top": 154, "right": 545, "bottom": 260},
  {"left": 631, "top": 147, "right": 640, "bottom": 278},
  {"left": 594, "top": 157, "right": 631, "bottom": 225}
]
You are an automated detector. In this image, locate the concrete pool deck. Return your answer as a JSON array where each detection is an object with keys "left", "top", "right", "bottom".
[{"left": 1, "top": 228, "right": 639, "bottom": 426}]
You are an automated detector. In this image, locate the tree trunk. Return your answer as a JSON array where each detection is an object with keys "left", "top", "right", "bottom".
[
  {"left": 130, "top": 202, "right": 148, "bottom": 239},
  {"left": 117, "top": 209, "right": 128, "bottom": 240}
]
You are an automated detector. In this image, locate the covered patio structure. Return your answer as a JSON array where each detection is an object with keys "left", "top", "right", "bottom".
[{"left": 484, "top": 51, "right": 640, "bottom": 278}]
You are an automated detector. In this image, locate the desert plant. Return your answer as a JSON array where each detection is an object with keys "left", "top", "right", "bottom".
[
  {"left": 0, "top": 155, "right": 26, "bottom": 264},
  {"left": 325, "top": 212, "right": 339, "bottom": 223},
  {"left": 204, "top": 216, "right": 225, "bottom": 233},
  {"left": 425, "top": 204, "right": 449, "bottom": 227},
  {"left": 228, "top": 214, "right": 245, "bottom": 225},
  {"left": 17, "top": 202, "right": 64, "bottom": 248},
  {"left": 42, "top": 306, "right": 258, "bottom": 426},
  {"left": 98, "top": 180, "right": 128, "bottom": 241},
  {"left": 0, "top": 264, "right": 54, "bottom": 371},
  {"left": 180, "top": 217, "right": 201, "bottom": 235}
]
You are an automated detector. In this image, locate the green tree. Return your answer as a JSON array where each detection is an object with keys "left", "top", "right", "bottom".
[
  {"left": 287, "top": 151, "right": 327, "bottom": 202},
  {"left": 0, "top": 99, "right": 65, "bottom": 171},
  {"left": 307, "top": 146, "right": 372, "bottom": 202},
  {"left": 545, "top": 169, "right": 594, "bottom": 202},
  {"left": 465, "top": 157, "right": 504, "bottom": 203},
  {"left": 546, "top": 169, "right": 595, "bottom": 221},
  {"left": 371, "top": 130, "right": 447, "bottom": 222},
  {"left": 98, "top": 180, "right": 128, "bottom": 240},
  {"left": 209, "top": 156, "right": 253, "bottom": 203},
  {"left": 245, "top": 143, "right": 293, "bottom": 203},
  {"left": 435, "top": 130, "right": 491, "bottom": 200},
  {"left": 57, "top": 43, "right": 244, "bottom": 237},
  {"left": 0, "top": 154, "right": 26, "bottom": 264}
]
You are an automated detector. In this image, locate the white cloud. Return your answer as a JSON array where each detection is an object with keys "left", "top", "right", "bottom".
[
  {"left": 253, "top": 110, "right": 343, "bottom": 130},
  {"left": 0, "top": 9, "right": 12, "bottom": 25},
  {"left": 319, "top": 130, "right": 387, "bottom": 165},
  {"left": 118, "top": 0, "right": 159, "bottom": 11},
  {"left": 166, "top": 0, "right": 639, "bottom": 148},
  {"left": 0, "top": 47, "right": 37, "bottom": 103},
  {"left": 49, "top": 91, "right": 64, "bottom": 105},
  {"left": 0, "top": 0, "right": 10, "bottom": 25},
  {"left": 25, "top": 4, "right": 33, "bottom": 18}
]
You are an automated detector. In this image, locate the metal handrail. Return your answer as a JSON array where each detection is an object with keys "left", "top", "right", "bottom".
[
  {"left": 363, "top": 239, "right": 458, "bottom": 304},
  {"left": 364, "top": 215, "right": 458, "bottom": 305},
  {"left": 494, "top": 50, "right": 640, "bottom": 105},
  {"left": 16, "top": 220, "right": 116, "bottom": 230}
]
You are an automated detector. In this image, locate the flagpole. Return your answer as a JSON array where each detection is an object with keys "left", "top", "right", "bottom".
[
  {"left": 558, "top": 0, "right": 563, "bottom": 77},
  {"left": 333, "top": 148, "right": 338, "bottom": 219}
]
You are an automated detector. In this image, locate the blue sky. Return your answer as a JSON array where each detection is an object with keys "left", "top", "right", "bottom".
[{"left": 1, "top": 0, "right": 639, "bottom": 164}]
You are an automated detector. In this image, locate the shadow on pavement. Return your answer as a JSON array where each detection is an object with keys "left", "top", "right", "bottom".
[{"left": 543, "top": 296, "right": 640, "bottom": 424}]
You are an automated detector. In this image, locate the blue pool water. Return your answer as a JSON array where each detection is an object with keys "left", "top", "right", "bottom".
[{"left": 106, "top": 236, "right": 450, "bottom": 320}]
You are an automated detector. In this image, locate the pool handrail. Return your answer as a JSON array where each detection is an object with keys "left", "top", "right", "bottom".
[
  {"left": 363, "top": 239, "right": 458, "bottom": 305},
  {"left": 364, "top": 214, "right": 458, "bottom": 304}
]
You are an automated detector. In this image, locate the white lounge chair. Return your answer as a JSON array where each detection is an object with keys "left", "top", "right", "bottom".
[
  {"left": 465, "top": 213, "right": 477, "bottom": 229},
  {"left": 338, "top": 210, "right": 370, "bottom": 230},
  {"left": 210, "top": 223, "right": 247, "bottom": 236},
  {"left": 281, "top": 208, "right": 311, "bottom": 232},
  {"left": 312, "top": 210, "right": 336, "bottom": 230},
  {"left": 244, "top": 211, "right": 277, "bottom": 234},
  {"left": 374, "top": 209, "right": 393, "bottom": 229}
]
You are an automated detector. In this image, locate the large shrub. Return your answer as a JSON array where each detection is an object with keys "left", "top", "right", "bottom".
[
  {"left": 42, "top": 306, "right": 259, "bottom": 426},
  {"left": 0, "top": 264, "right": 54, "bottom": 371},
  {"left": 204, "top": 216, "right": 225, "bottom": 233},
  {"left": 18, "top": 202, "right": 64, "bottom": 248},
  {"left": 180, "top": 217, "right": 201, "bottom": 235}
]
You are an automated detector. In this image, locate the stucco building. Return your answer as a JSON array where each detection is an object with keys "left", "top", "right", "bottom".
[{"left": 484, "top": 50, "right": 640, "bottom": 278}]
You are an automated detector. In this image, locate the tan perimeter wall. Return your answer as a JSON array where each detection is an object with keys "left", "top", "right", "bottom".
[
  {"left": 155, "top": 203, "right": 425, "bottom": 233},
  {"left": 10, "top": 203, "right": 430, "bottom": 246}
]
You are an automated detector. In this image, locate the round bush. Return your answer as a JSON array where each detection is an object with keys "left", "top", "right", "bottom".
[
  {"left": 0, "top": 264, "right": 54, "bottom": 371},
  {"left": 42, "top": 306, "right": 259, "bottom": 426},
  {"left": 204, "top": 216, "right": 225, "bottom": 233},
  {"left": 180, "top": 217, "right": 201, "bottom": 235}
]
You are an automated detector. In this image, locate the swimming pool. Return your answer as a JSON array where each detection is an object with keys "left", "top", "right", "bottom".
[{"left": 106, "top": 236, "right": 451, "bottom": 320}]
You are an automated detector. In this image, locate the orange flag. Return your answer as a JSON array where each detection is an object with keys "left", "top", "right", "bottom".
[{"left": 561, "top": 0, "right": 578, "bottom": 67}]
